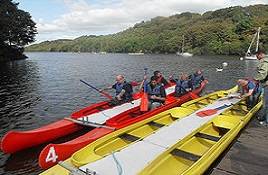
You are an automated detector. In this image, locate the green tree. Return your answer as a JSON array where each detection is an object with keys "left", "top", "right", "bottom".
[{"left": 0, "top": 0, "right": 37, "bottom": 62}]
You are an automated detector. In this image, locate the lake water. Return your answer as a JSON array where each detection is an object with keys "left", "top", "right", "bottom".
[{"left": 0, "top": 52, "right": 259, "bottom": 175}]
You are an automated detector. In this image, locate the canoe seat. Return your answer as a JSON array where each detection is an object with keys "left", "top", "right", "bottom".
[
  {"left": 96, "top": 106, "right": 105, "bottom": 111},
  {"left": 148, "top": 121, "right": 165, "bottom": 128},
  {"left": 195, "top": 132, "right": 220, "bottom": 142},
  {"left": 119, "top": 133, "right": 140, "bottom": 142},
  {"left": 171, "top": 149, "right": 201, "bottom": 162},
  {"left": 229, "top": 107, "right": 248, "bottom": 114},
  {"left": 216, "top": 126, "right": 230, "bottom": 136}
]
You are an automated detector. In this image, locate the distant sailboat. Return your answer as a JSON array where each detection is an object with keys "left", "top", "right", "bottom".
[
  {"left": 244, "top": 27, "right": 261, "bottom": 60},
  {"left": 176, "top": 35, "right": 193, "bottom": 57}
]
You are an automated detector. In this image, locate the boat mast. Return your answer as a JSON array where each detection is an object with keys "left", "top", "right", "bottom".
[
  {"left": 246, "top": 31, "right": 257, "bottom": 55},
  {"left": 256, "top": 27, "right": 261, "bottom": 52},
  {"left": 182, "top": 35, "right": 185, "bottom": 53}
]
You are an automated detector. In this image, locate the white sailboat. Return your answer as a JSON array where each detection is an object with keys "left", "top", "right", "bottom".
[
  {"left": 244, "top": 27, "right": 261, "bottom": 60},
  {"left": 176, "top": 35, "right": 193, "bottom": 57}
]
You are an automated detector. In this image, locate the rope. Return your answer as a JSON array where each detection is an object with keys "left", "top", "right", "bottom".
[{"left": 111, "top": 152, "right": 123, "bottom": 175}]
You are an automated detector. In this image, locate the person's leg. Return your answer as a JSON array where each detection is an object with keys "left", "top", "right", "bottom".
[
  {"left": 108, "top": 98, "right": 123, "bottom": 106},
  {"left": 253, "top": 91, "right": 261, "bottom": 106},
  {"left": 260, "top": 87, "right": 268, "bottom": 125},
  {"left": 247, "top": 96, "right": 253, "bottom": 109},
  {"left": 150, "top": 102, "right": 161, "bottom": 110}
]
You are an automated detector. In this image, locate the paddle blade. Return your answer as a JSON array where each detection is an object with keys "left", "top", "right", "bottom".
[
  {"left": 196, "top": 109, "right": 217, "bottom": 117},
  {"left": 189, "top": 92, "right": 199, "bottom": 99},
  {"left": 140, "top": 93, "right": 149, "bottom": 112}
]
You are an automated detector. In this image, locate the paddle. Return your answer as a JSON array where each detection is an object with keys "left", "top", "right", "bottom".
[
  {"left": 196, "top": 104, "right": 232, "bottom": 117},
  {"left": 80, "top": 79, "right": 113, "bottom": 100},
  {"left": 140, "top": 68, "right": 149, "bottom": 112}
]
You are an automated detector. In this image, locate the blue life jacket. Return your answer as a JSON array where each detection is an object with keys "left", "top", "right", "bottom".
[
  {"left": 147, "top": 84, "right": 162, "bottom": 96},
  {"left": 175, "top": 80, "right": 190, "bottom": 94},
  {"left": 115, "top": 82, "right": 132, "bottom": 101},
  {"left": 191, "top": 73, "right": 203, "bottom": 87},
  {"left": 115, "top": 82, "right": 124, "bottom": 96}
]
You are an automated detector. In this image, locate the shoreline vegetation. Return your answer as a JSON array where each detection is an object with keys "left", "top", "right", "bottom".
[{"left": 26, "top": 5, "right": 268, "bottom": 56}]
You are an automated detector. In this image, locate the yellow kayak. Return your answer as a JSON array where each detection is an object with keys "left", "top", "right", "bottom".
[
  {"left": 139, "top": 96, "right": 262, "bottom": 174},
  {"left": 40, "top": 86, "right": 240, "bottom": 175}
]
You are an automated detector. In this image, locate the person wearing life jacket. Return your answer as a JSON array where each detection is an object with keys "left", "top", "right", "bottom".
[
  {"left": 147, "top": 76, "right": 166, "bottom": 110},
  {"left": 190, "top": 70, "right": 205, "bottom": 89},
  {"left": 174, "top": 74, "right": 192, "bottom": 97},
  {"left": 103, "top": 75, "right": 133, "bottom": 106},
  {"left": 237, "top": 78, "right": 261, "bottom": 109},
  {"left": 153, "top": 70, "right": 170, "bottom": 86},
  {"left": 254, "top": 50, "right": 268, "bottom": 126}
]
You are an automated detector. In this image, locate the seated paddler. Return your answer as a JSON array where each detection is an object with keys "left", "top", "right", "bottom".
[
  {"left": 190, "top": 70, "right": 205, "bottom": 89},
  {"left": 153, "top": 70, "right": 170, "bottom": 86},
  {"left": 147, "top": 76, "right": 166, "bottom": 110},
  {"left": 174, "top": 73, "right": 192, "bottom": 97},
  {"left": 102, "top": 75, "right": 133, "bottom": 105},
  {"left": 237, "top": 78, "right": 262, "bottom": 109}
]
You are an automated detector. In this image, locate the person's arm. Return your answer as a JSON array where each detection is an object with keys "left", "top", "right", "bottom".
[
  {"left": 152, "top": 86, "right": 166, "bottom": 101},
  {"left": 240, "top": 82, "right": 254, "bottom": 98},
  {"left": 201, "top": 75, "right": 205, "bottom": 81},
  {"left": 101, "top": 85, "right": 113, "bottom": 91},
  {"left": 139, "top": 76, "right": 147, "bottom": 91},
  {"left": 241, "top": 89, "right": 253, "bottom": 98},
  {"left": 254, "top": 62, "right": 268, "bottom": 81},
  {"left": 162, "top": 78, "right": 170, "bottom": 86},
  {"left": 116, "top": 89, "right": 126, "bottom": 100}
]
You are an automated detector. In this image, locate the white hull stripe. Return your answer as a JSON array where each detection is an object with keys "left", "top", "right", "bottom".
[{"left": 78, "top": 86, "right": 175, "bottom": 125}]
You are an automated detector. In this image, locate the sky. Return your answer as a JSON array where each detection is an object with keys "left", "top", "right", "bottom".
[{"left": 17, "top": 0, "right": 268, "bottom": 43}]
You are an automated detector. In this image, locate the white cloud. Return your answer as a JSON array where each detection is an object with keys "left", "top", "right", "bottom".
[{"left": 35, "top": 0, "right": 268, "bottom": 43}]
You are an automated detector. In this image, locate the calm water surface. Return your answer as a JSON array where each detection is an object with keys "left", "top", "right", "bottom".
[{"left": 0, "top": 52, "right": 258, "bottom": 175}]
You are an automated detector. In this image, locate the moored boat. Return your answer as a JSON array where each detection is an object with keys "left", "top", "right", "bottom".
[
  {"left": 140, "top": 95, "right": 262, "bottom": 175},
  {"left": 38, "top": 82, "right": 206, "bottom": 169},
  {"left": 39, "top": 86, "right": 235, "bottom": 175},
  {"left": 244, "top": 27, "right": 261, "bottom": 60},
  {"left": 0, "top": 84, "right": 164, "bottom": 154}
]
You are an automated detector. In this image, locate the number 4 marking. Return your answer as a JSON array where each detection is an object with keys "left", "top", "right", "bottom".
[{"left": 45, "top": 146, "right": 58, "bottom": 163}]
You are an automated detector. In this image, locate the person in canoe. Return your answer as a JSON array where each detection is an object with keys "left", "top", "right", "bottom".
[
  {"left": 189, "top": 70, "right": 205, "bottom": 89},
  {"left": 102, "top": 75, "right": 133, "bottom": 106},
  {"left": 237, "top": 78, "right": 262, "bottom": 109},
  {"left": 147, "top": 76, "right": 166, "bottom": 110},
  {"left": 153, "top": 70, "right": 170, "bottom": 86},
  {"left": 254, "top": 50, "right": 268, "bottom": 126},
  {"left": 174, "top": 73, "right": 192, "bottom": 97}
]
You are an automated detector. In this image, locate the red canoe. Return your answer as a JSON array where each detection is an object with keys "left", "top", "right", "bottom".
[
  {"left": 0, "top": 82, "right": 175, "bottom": 154},
  {"left": 0, "top": 92, "right": 142, "bottom": 154},
  {"left": 38, "top": 82, "right": 206, "bottom": 169}
]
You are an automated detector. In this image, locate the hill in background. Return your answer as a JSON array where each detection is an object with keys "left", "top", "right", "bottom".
[{"left": 26, "top": 4, "right": 268, "bottom": 56}]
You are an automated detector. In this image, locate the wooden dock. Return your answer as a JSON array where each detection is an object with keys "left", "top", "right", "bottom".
[{"left": 210, "top": 118, "right": 268, "bottom": 175}]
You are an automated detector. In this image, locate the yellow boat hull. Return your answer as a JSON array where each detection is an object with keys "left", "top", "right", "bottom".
[{"left": 139, "top": 94, "right": 262, "bottom": 175}]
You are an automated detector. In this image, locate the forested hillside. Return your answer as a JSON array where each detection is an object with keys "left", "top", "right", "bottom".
[{"left": 26, "top": 5, "right": 268, "bottom": 55}]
